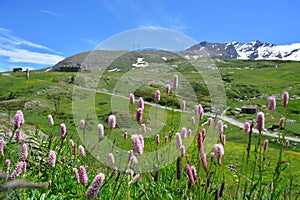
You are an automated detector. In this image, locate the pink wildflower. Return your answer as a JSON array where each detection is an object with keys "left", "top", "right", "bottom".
[
  {"left": 73, "top": 168, "right": 80, "bottom": 184},
  {"left": 79, "top": 145, "right": 85, "bottom": 158},
  {"left": 173, "top": 75, "right": 178, "bottom": 90},
  {"left": 48, "top": 115, "right": 54, "bottom": 126},
  {"left": 156, "top": 134, "right": 160, "bottom": 145},
  {"left": 155, "top": 90, "right": 161, "bottom": 102},
  {"left": 180, "top": 145, "right": 185, "bottom": 157},
  {"left": 191, "top": 116, "right": 195, "bottom": 125},
  {"left": 165, "top": 84, "right": 171, "bottom": 95},
  {"left": 108, "top": 115, "right": 116, "bottom": 129},
  {"left": 109, "top": 153, "right": 115, "bottom": 166},
  {"left": 129, "top": 93, "right": 135, "bottom": 105},
  {"left": 181, "top": 127, "right": 187, "bottom": 139},
  {"left": 244, "top": 122, "right": 250, "bottom": 133},
  {"left": 22, "top": 143, "right": 28, "bottom": 159},
  {"left": 80, "top": 119, "right": 86, "bottom": 129},
  {"left": 218, "top": 120, "right": 223, "bottom": 134},
  {"left": 60, "top": 123, "right": 67, "bottom": 140},
  {"left": 97, "top": 124, "right": 104, "bottom": 139},
  {"left": 188, "top": 129, "right": 192, "bottom": 137},
  {"left": 282, "top": 91, "right": 289, "bottom": 108},
  {"left": 268, "top": 96, "right": 276, "bottom": 110},
  {"left": 86, "top": 173, "right": 105, "bottom": 199},
  {"left": 131, "top": 134, "right": 144, "bottom": 154},
  {"left": 256, "top": 112, "right": 265, "bottom": 132},
  {"left": 141, "top": 124, "right": 146, "bottom": 133},
  {"left": 138, "top": 97, "right": 144, "bottom": 110},
  {"left": 263, "top": 139, "right": 269, "bottom": 151},
  {"left": 186, "top": 164, "right": 195, "bottom": 184},
  {"left": 15, "top": 129, "right": 22, "bottom": 142},
  {"left": 175, "top": 132, "right": 182, "bottom": 148},
  {"left": 26, "top": 68, "right": 29, "bottom": 80},
  {"left": 49, "top": 150, "right": 56, "bottom": 168},
  {"left": 214, "top": 144, "right": 224, "bottom": 166},
  {"left": 181, "top": 101, "right": 186, "bottom": 111},
  {"left": 136, "top": 108, "right": 143, "bottom": 123},
  {"left": 79, "top": 165, "right": 88, "bottom": 186},
  {"left": 0, "top": 139, "right": 4, "bottom": 156}
]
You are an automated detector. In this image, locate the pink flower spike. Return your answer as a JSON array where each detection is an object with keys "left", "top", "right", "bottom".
[
  {"left": 109, "top": 153, "right": 115, "bottom": 166},
  {"left": 207, "top": 117, "right": 213, "bottom": 126},
  {"left": 129, "top": 93, "right": 135, "bottom": 105},
  {"left": 191, "top": 166, "right": 197, "bottom": 180},
  {"left": 166, "top": 84, "right": 171, "bottom": 95},
  {"left": 136, "top": 108, "right": 143, "bottom": 123},
  {"left": 138, "top": 97, "right": 144, "bottom": 110},
  {"left": 5, "top": 159, "right": 10, "bottom": 172},
  {"left": 79, "top": 145, "right": 85, "bottom": 158},
  {"left": 173, "top": 75, "right": 178, "bottom": 90},
  {"left": 26, "top": 68, "right": 29, "bottom": 80},
  {"left": 285, "top": 140, "right": 289, "bottom": 148},
  {"left": 155, "top": 134, "right": 160, "bottom": 145},
  {"left": 49, "top": 150, "right": 56, "bottom": 168},
  {"left": 10, "top": 161, "right": 24, "bottom": 180},
  {"left": 60, "top": 123, "right": 67, "bottom": 140},
  {"left": 191, "top": 116, "right": 195, "bottom": 125},
  {"left": 15, "top": 130, "right": 22, "bottom": 142},
  {"left": 108, "top": 115, "right": 116, "bottom": 129},
  {"left": 181, "top": 101, "right": 186, "bottom": 111},
  {"left": 155, "top": 90, "right": 161, "bottom": 102},
  {"left": 97, "top": 124, "right": 104, "bottom": 138},
  {"left": 22, "top": 143, "right": 28, "bottom": 159},
  {"left": 47, "top": 115, "right": 54, "bottom": 126},
  {"left": 80, "top": 119, "right": 86, "bottom": 129},
  {"left": 263, "top": 139, "right": 269, "bottom": 151},
  {"left": 181, "top": 127, "right": 187, "bottom": 139},
  {"left": 279, "top": 117, "right": 285, "bottom": 128},
  {"left": 73, "top": 168, "right": 80, "bottom": 184},
  {"left": 69, "top": 139, "right": 75, "bottom": 148},
  {"left": 180, "top": 145, "right": 185, "bottom": 157},
  {"left": 186, "top": 164, "right": 194, "bottom": 184},
  {"left": 282, "top": 91, "right": 289, "bottom": 108},
  {"left": 79, "top": 165, "right": 88, "bottom": 186},
  {"left": 175, "top": 133, "right": 182, "bottom": 148},
  {"left": 141, "top": 124, "right": 146, "bottom": 133},
  {"left": 210, "top": 152, "right": 215, "bottom": 162},
  {"left": 214, "top": 144, "right": 224, "bottom": 166},
  {"left": 164, "top": 136, "right": 168, "bottom": 143},
  {"left": 244, "top": 122, "right": 250, "bottom": 133},
  {"left": 198, "top": 104, "right": 204, "bottom": 119},
  {"left": 268, "top": 96, "right": 276, "bottom": 110},
  {"left": 194, "top": 105, "right": 199, "bottom": 115},
  {"left": 124, "top": 131, "right": 128, "bottom": 139},
  {"left": 218, "top": 120, "right": 223, "bottom": 134},
  {"left": 129, "top": 173, "right": 140, "bottom": 184},
  {"left": 188, "top": 129, "right": 192, "bottom": 137},
  {"left": 131, "top": 134, "right": 144, "bottom": 154},
  {"left": 86, "top": 173, "right": 105, "bottom": 199},
  {"left": 256, "top": 112, "right": 265, "bottom": 132}
]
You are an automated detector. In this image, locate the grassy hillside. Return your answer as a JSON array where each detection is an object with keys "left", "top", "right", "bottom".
[{"left": 0, "top": 59, "right": 299, "bottom": 199}]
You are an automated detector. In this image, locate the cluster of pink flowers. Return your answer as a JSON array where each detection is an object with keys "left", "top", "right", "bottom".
[
  {"left": 22, "top": 143, "right": 28, "bottom": 160},
  {"left": 14, "top": 110, "right": 24, "bottom": 129},
  {"left": 49, "top": 150, "right": 56, "bottom": 168},
  {"left": 0, "top": 138, "right": 4, "bottom": 156},
  {"left": 155, "top": 90, "right": 161, "bottom": 102},
  {"left": 129, "top": 93, "right": 135, "bottom": 105},
  {"left": 108, "top": 153, "right": 115, "bottom": 166},
  {"left": 198, "top": 130, "right": 207, "bottom": 170},
  {"left": 48, "top": 115, "right": 54, "bottom": 126},
  {"left": 86, "top": 173, "right": 105, "bottom": 199},
  {"left": 98, "top": 124, "right": 104, "bottom": 139},
  {"left": 131, "top": 134, "right": 144, "bottom": 154},
  {"left": 244, "top": 122, "right": 250, "bottom": 133},
  {"left": 136, "top": 108, "right": 143, "bottom": 123},
  {"left": 268, "top": 96, "right": 276, "bottom": 110},
  {"left": 175, "top": 132, "right": 182, "bottom": 148},
  {"left": 165, "top": 84, "right": 171, "bottom": 95},
  {"left": 256, "top": 112, "right": 265, "bottom": 132},
  {"left": 79, "top": 145, "right": 85, "bottom": 158},
  {"left": 108, "top": 115, "right": 116, "bottom": 129},
  {"left": 10, "top": 161, "right": 25, "bottom": 180},
  {"left": 60, "top": 123, "right": 67, "bottom": 140},
  {"left": 214, "top": 144, "right": 224, "bottom": 166},
  {"left": 79, "top": 165, "right": 88, "bottom": 186},
  {"left": 181, "top": 100, "right": 186, "bottom": 111},
  {"left": 173, "top": 75, "right": 178, "bottom": 90},
  {"left": 138, "top": 97, "right": 144, "bottom": 110},
  {"left": 181, "top": 127, "right": 187, "bottom": 139}
]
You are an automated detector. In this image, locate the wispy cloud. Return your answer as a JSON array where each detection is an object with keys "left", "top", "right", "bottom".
[
  {"left": 0, "top": 27, "right": 64, "bottom": 67},
  {"left": 40, "top": 9, "right": 66, "bottom": 17},
  {"left": 83, "top": 38, "right": 100, "bottom": 46}
]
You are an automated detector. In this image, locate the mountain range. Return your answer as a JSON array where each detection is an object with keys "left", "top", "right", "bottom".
[
  {"left": 186, "top": 41, "right": 300, "bottom": 61},
  {"left": 52, "top": 40, "right": 300, "bottom": 71}
]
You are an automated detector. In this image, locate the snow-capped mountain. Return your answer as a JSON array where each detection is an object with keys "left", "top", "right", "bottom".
[{"left": 186, "top": 41, "right": 300, "bottom": 61}]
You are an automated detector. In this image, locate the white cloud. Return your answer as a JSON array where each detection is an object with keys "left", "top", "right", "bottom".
[
  {"left": 0, "top": 48, "right": 64, "bottom": 65},
  {"left": 40, "top": 10, "right": 66, "bottom": 17},
  {"left": 0, "top": 27, "right": 64, "bottom": 66}
]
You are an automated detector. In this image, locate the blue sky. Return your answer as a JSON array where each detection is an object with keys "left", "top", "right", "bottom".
[{"left": 0, "top": 0, "right": 299, "bottom": 71}]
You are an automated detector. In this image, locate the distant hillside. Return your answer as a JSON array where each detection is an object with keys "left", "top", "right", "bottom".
[{"left": 51, "top": 41, "right": 300, "bottom": 71}]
